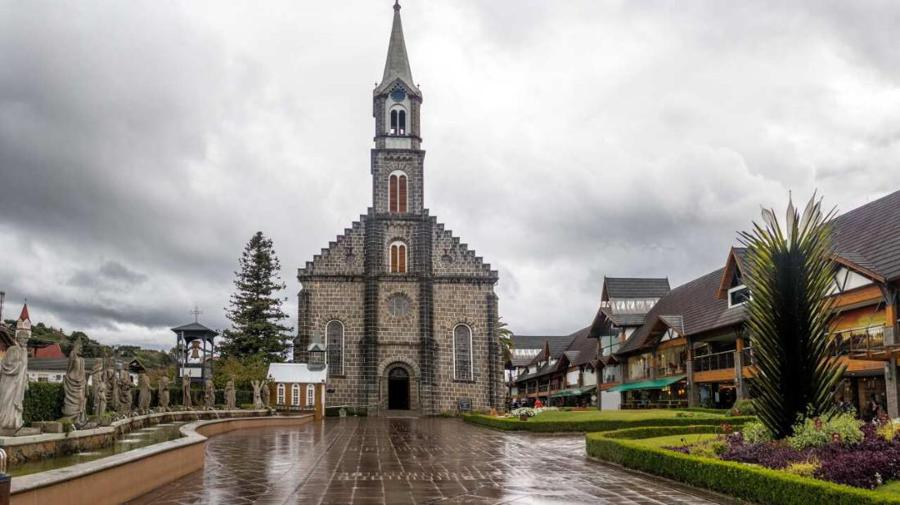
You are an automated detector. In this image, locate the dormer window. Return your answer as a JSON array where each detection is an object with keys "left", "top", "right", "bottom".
[
  {"left": 728, "top": 285, "right": 751, "bottom": 308},
  {"left": 389, "top": 106, "right": 407, "bottom": 135}
]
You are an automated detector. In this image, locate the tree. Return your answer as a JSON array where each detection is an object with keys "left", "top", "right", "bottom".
[
  {"left": 220, "top": 231, "right": 293, "bottom": 362},
  {"left": 496, "top": 316, "right": 513, "bottom": 363},
  {"left": 739, "top": 194, "right": 845, "bottom": 439}
]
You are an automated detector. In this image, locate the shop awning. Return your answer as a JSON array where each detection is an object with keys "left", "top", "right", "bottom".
[
  {"left": 550, "top": 385, "right": 597, "bottom": 398},
  {"left": 607, "top": 375, "right": 685, "bottom": 393}
]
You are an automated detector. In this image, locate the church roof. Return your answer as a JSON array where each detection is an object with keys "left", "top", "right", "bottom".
[
  {"left": 18, "top": 303, "right": 30, "bottom": 323},
  {"left": 375, "top": 1, "right": 420, "bottom": 96},
  {"left": 267, "top": 362, "right": 328, "bottom": 384}
]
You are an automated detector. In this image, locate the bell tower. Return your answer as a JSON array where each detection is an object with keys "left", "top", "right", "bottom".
[{"left": 371, "top": 0, "right": 425, "bottom": 215}]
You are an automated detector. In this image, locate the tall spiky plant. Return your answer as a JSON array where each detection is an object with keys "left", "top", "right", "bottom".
[{"left": 739, "top": 194, "right": 845, "bottom": 439}]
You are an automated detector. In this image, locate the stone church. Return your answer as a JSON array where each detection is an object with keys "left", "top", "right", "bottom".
[{"left": 294, "top": 2, "right": 502, "bottom": 415}]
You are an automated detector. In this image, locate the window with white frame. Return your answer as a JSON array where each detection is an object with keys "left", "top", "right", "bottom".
[
  {"left": 389, "top": 171, "right": 408, "bottom": 213},
  {"left": 306, "top": 384, "right": 315, "bottom": 407},
  {"left": 453, "top": 324, "right": 473, "bottom": 381},
  {"left": 326, "top": 320, "right": 344, "bottom": 376},
  {"left": 277, "top": 383, "right": 285, "bottom": 405},
  {"left": 390, "top": 241, "right": 408, "bottom": 273},
  {"left": 291, "top": 384, "right": 300, "bottom": 406},
  {"left": 390, "top": 105, "right": 407, "bottom": 135},
  {"left": 728, "top": 285, "right": 751, "bottom": 308}
]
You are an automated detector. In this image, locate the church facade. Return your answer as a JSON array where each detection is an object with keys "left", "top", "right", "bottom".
[{"left": 294, "top": 2, "right": 503, "bottom": 415}]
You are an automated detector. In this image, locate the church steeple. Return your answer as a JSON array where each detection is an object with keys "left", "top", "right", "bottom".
[
  {"left": 379, "top": 1, "right": 418, "bottom": 95},
  {"left": 373, "top": 1, "right": 422, "bottom": 151}
]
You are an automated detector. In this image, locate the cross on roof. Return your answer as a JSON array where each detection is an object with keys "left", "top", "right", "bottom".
[{"left": 190, "top": 305, "right": 202, "bottom": 323}]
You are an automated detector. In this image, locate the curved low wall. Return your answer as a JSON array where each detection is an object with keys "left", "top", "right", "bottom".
[
  {"left": 8, "top": 414, "right": 314, "bottom": 505},
  {"left": 0, "top": 409, "right": 270, "bottom": 465}
]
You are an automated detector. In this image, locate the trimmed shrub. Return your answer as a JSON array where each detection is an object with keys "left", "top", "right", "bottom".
[
  {"left": 788, "top": 413, "right": 863, "bottom": 450},
  {"left": 464, "top": 413, "right": 755, "bottom": 433},
  {"left": 23, "top": 381, "right": 65, "bottom": 424},
  {"left": 586, "top": 427, "right": 900, "bottom": 505},
  {"left": 729, "top": 399, "right": 756, "bottom": 417}
]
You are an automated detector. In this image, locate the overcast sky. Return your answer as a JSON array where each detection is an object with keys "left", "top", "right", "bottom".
[{"left": 1, "top": 1, "right": 898, "bottom": 349}]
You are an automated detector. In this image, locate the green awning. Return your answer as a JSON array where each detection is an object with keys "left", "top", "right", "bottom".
[
  {"left": 607, "top": 375, "right": 685, "bottom": 393},
  {"left": 550, "top": 385, "right": 597, "bottom": 398}
]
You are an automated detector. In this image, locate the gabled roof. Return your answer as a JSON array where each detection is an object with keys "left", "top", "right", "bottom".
[
  {"left": 604, "top": 277, "right": 670, "bottom": 300},
  {"left": 18, "top": 303, "right": 30, "bottom": 322},
  {"left": 171, "top": 322, "right": 218, "bottom": 339},
  {"left": 618, "top": 268, "right": 745, "bottom": 355},
  {"left": 267, "top": 362, "right": 328, "bottom": 384},
  {"left": 562, "top": 327, "right": 597, "bottom": 367},
  {"left": 830, "top": 190, "right": 900, "bottom": 282},
  {"left": 512, "top": 334, "right": 575, "bottom": 364},
  {"left": 716, "top": 247, "right": 747, "bottom": 299}
]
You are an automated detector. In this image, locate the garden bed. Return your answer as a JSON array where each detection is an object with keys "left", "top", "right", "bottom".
[
  {"left": 463, "top": 409, "right": 754, "bottom": 433},
  {"left": 587, "top": 424, "right": 900, "bottom": 505}
]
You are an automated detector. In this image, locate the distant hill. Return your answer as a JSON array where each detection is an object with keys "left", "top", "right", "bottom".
[{"left": 3, "top": 319, "right": 174, "bottom": 370}]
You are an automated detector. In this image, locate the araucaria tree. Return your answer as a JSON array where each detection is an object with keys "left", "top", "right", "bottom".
[
  {"left": 740, "top": 195, "right": 845, "bottom": 439},
  {"left": 221, "top": 231, "right": 293, "bottom": 363}
]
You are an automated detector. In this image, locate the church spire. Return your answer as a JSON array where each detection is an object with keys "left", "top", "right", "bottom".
[{"left": 377, "top": 0, "right": 419, "bottom": 95}]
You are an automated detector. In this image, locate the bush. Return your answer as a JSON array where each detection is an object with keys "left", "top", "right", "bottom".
[
  {"left": 788, "top": 413, "right": 863, "bottom": 450},
  {"left": 730, "top": 399, "right": 756, "bottom": 417},
  {"left": 464, "top": 413, "right": 755, "bottom": 433},
  {"left": 743, "top": 421, "right": 774, "bottom": 444},
  {"left": 785, "top": 461, "right": 819, "bottom": 478},
  {"left": 23, "top": 382, "right": 65, "bottom": 424},
  {"left": 586, "top": 427, "right": 900, "bottom": 505}
]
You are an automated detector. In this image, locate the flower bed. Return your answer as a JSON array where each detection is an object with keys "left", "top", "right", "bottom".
[
  {"left": 586, "top": 424, "right": 900, "bottom": 505},
  {"left": 640, "top": 412, "right": 900, "bottom": 500}
]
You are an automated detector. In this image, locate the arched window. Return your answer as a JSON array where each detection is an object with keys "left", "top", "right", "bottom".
[
  {"left": 291, "top": 384, "right": 300, "bottom": 406},
  {"left": 326, "top": 320, "right": 344, "bottom": 376},
  {"left": 389, "top": 172, "right": 407, "bottom": 213},
  {"left": 306, "top": 384, "right": 315, "bottom": 407},
  {"left": 390, "top": 241, "right": 408, "bottom": 273},
  {"left": 453, "top": 324, "right": 473, "bottom": 381},
  {"left": 277, "top": 383, "right": 285, "bottom": 405},
  {"left": 389, "top": 106, "right": 407, "bottom": 135}
]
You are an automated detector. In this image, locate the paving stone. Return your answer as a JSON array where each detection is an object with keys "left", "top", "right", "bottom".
[{"left": 127, "top": 418, "right": 729, "bottom": 505}]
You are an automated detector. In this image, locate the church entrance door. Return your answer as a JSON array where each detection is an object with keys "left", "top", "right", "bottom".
[{"left": 387, "top": 367, "right": 410, "bottom": 410}]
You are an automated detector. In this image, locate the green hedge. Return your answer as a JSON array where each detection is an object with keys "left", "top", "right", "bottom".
[
  {"left": 463, "top": 413, "right": 755, "bottom": 433},
  {"left": 586, "top": 426, "right": 900, "bottom": 505},
  {"left": 673, "top": 407, "right": 730, "bottom": 415},
  {"left": 23, "top": 382, "right": 65, "bottom": 424}
]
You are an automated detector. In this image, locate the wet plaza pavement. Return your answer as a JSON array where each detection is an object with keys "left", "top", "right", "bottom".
[{"left": 129, "top": 416, "right": 729, "bottom": 505}]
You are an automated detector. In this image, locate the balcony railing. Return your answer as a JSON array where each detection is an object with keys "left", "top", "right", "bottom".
[
  {"left": 656, "top": 363, "right": 686, "bottom": 377},
  {"left": 831, "top": 325, "right": 885, "bottom": 356},
  {"left": 694, "top": 350, "right": 735, "bottom": 372}
]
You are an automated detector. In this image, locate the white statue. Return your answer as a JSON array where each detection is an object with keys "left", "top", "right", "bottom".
[
  {"left": 0, "top": 308, "right": 30, "bottom": 434},
  {"left": 225, "top": 378, "right": 236, "bottom": 410},
  {"left": 158, "top": 376, "right": 170, "bottom": 411},
  {"left": 62, "top": 339, "right": 87, "bottom": 424},
  {"left": 251, "top": 380, "right": 267, "bottom": 410}
]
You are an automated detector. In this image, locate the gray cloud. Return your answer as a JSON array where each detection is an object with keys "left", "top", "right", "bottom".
[{"left": 1, "top": 0, "right": 898, "bottom": 346}]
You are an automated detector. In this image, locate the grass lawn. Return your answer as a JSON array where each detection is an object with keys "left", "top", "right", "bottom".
[
  {"left": 876, "top": 480, "right": 900, "bottom": 498},
  {"left": 631, "top": 433, "right": 718, "bottom": 448},
  {"left": 525, "top": 409, "right": 721, "bottom": 423},
  {"left": 463, "top": 408, "right": 751, "bottom": 433}
]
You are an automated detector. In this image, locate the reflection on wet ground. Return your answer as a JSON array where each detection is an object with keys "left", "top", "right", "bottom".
[
  {"left": 9, "top": 422, "right": 186, "bottom": 477},
  {"left": 128, "top": 417, "right": 727, "bottom": 504}
]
